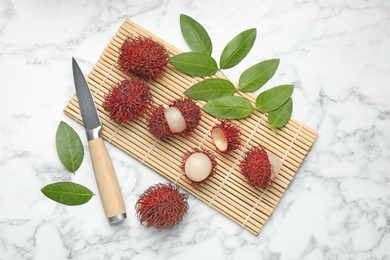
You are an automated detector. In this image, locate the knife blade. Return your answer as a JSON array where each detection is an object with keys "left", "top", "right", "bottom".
[{"left": 72, "top": 57, "right": 126, "bottom": 224}]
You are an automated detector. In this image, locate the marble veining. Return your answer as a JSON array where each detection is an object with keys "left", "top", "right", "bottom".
[{"left": 0, "top": 0, "right": 389, "bottom": 259}]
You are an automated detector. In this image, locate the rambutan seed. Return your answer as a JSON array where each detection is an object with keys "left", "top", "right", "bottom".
[
  {"left": 118, "top": 35, "right": 170, "bottom": 80},
  {"left": 180, "top": 149, "right": 217, "bottom": 185},
  {"left": 211, "top": 120, "right": 241, "bottom": 153},
  {"left": 103, "top": 77, "right": 152, "bottom": 124},
  {"left": 135, "top": 183, "right": 189, "bottom": 229},
  {"left": 240, "top": 146, "right": 273, "bottom": 189}
]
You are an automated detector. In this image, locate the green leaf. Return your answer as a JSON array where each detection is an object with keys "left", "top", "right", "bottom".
[
  {"left": 268, "top": 98, "right": 293, "bottom": 128},
  {"left": 202, "top": 96, "right": 253, "bottom": 119},
  {"left": 255, "top": 84, "right": 294, "bottom": 113},
  {"left": 41, "top": 182, "right": 94, "bottom": 206},
  {"left": 56, "top": 121, "right": 84, "bottom": 173},
  {"left": 219, "top": 28, "right": 257, "bottom": 69},
  {"left": 180, "top": 14, "right": 212, "bottom": 55},
  {"left": 239, "top": 59, "right": 280, "bottom": 92},
  {"left": 184, "top": 78, "right": 236, "bottom": 101},
  {"left": 170, "top": 52, "right": 218, "bottom": 77}
]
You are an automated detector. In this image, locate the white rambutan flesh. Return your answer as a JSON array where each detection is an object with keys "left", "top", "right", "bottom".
[
  {"left": 267, "top": 151, "right": 281, "bottom": 180},
  {"left": 164, "top": 106, "right": 186, "bottom": 133},
  {"left": 211, "top": 127, "right": 228, "bottom": 152},
  {"left": 184, "top": 152, "right": 212, "bottom": 182}
]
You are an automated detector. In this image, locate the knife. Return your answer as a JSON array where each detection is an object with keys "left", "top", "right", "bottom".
[{"left": 72, "top": 57, "right": 126, "bottom": 224}]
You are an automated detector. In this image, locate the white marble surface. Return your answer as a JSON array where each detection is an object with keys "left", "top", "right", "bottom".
[{"left": 0, "top": 0, "right": 389, "bottom": 259}]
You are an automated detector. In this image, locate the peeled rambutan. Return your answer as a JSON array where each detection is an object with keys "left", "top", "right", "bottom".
[
  {"left": 135, "top": 183, "right": 189, "bottom": 229},
  {"left": 147, "top": 98, "right": 202, "bottom": 139},
  {"left": 180, "top": 149, "right": 217, "bottom": 185},
  {"left": 118, "top": 35, "right": 170, "bottom": 80},
  {"left": 240, "top": 146, "right": 273, "bottom": 189},
  {"left": 168, "top": 98, "right": 201, "bottom": 134},
  {"left": 211, "top": 120, "right": 241, "bottom": 153},
  {"left": 103, "top": 77, "right": 152, "bottom": 124}
]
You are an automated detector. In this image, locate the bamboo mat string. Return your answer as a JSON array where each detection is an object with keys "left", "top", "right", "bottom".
[
  {"left": 241, "top": 122, "right": 305, "bottom": 227},
  {"left": 141, "top": 138, "right": 159, "bottom": 165},
  {"left": 208, "top": 113, "right": 266, "bottom": 207},
  {"left": 107, "top": 124, "right": 122, "bottom": 144},
  {"left": 197, "top": 118, "right": 218, "bottom": 149},
  {"left": 280, "top": 123, "right": 304, "bottom": 165},
  {"left": 174, "top": 171, "right": 183, "bottom": 185}
]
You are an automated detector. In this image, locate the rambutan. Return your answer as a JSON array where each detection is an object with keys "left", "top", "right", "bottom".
[
  {"left": 103, "top": 77, "right": 152, "bottom": 124},
  {"left": 180, "top": 149, "right": 217, "bottom": 185},
  {"left": 147, "top": 98, "right": 202, "bottom": 139},
  {"left": 240, "top": 146, "right": 274, "bottom": 189},
  {"left": 118, "top": 35, "right": 170, "bottom": 80},
  {"left": 135, "top": 183, "right": 189, "bottom": 229},
  {"left": 211, "top": 120, "right": 241, "bottom": 153}
]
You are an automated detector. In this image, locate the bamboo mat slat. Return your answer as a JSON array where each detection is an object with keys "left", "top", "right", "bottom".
[{"left": 64, "top": 20, "right": 317, "bottom": 235}]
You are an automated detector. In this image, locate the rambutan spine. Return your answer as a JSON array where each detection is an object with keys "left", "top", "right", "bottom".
[{"left": 135, "top": 183, "right": 189, "bottom": 229}]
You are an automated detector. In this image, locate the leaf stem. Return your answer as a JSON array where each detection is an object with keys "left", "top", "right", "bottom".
[{"left": 217, "top": 69, "right": 229, "bottom": 80}]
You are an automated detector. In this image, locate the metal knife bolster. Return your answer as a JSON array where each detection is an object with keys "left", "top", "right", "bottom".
[{"left": 86, "top": 126, "right": 102, "bottom": 141}]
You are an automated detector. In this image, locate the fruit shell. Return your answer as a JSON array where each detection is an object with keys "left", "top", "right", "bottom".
[{"left": 147, "top": 104, "right": 173, "bottom": 139}]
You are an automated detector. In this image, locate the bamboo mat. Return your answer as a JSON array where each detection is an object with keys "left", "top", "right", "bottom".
[{"left": 64, "top": 19, "right": 317, "bottom": 235}]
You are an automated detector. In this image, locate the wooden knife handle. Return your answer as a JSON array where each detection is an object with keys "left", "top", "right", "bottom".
[{"left": 88, "top": 138, "right": 126, "bottom": 223}]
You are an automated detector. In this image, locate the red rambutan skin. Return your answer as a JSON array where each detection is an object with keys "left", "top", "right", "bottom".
[
  {"left": 240, "top": 146, "right": 272, "bottom": 189},
  {"left": 147, "top": 104, "right": 173, "bottom": 139},
  {"left": 180, "top": 148, "right": 217, "bottom": 185},
  {"left": 212, "top": 120, "right": 241, "bottom": 153},
  {"left": 135, "top": 183, "right": 189, "bottom": 229},
  {"left": 169, "top": 98, "right": 201, "bottom": 134},
  {"left": 118, "top": 36, "right": 170, "bottom": 80},
  {"left": 103, "top": 77, "right": 152, "bottom": 124}
]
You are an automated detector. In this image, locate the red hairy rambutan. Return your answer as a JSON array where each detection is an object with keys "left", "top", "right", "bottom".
[
  {"left": 135, "top": 183, "right": 189, "bottom": 229},
  {"left": 240, "top": 146, "right": 273, "bottom": 189},
  {"left": 147, "top": 98, "right": 202, "bottom": 139},
  {"left": 118, "top": 35, "right": 170, "bottom": 80},
  {"left": 180, "top": 149, "right": 217, "bottom": 185},
  {"left": 211, "top": 120, "right": 241, "bottom": 153},
  {"left": 103, "top": 77, "right": 152, "bottom": 124}
]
